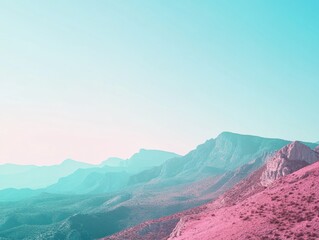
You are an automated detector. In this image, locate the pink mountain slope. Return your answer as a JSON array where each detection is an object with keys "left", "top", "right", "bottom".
[
  {"left": 169, "top": 161, "right": 319, "bottom": 240},
  {"left": 102, "top": 142, "right": 319, "bottom": 240}
]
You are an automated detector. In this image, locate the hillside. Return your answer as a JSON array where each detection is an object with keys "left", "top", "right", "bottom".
[
  {"left": 169, "top": 161, "right": 319, "bottom": 240},
  {"left": 103, "top": 141, "right": 319, "bottom": 240}
]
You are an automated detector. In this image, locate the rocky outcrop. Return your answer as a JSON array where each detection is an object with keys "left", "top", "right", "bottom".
[{"left": 260, "top": 141, "right": 319, "bottom": 186}]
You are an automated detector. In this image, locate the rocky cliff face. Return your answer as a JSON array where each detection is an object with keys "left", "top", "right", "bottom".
[{"left": 260, "top": 141, "right": 319, "bottom": 186}]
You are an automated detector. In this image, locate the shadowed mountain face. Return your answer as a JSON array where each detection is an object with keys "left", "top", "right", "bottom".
[
  {"left": 0, "top": 133, "right": 317, "bottom": 240},
  {"left": 0, "top": 150, "right": 180, "bottom": 199},
  {"left": 44, "top": 149, "right": 180, "bottom": 195},
  {"left": 45, "top": 166, "right": 130, "bottom": 195},
  {"left": 102, "top": 150, "right": 181, "bottom": 172},
  {"left": 104, "top": 141, "right": 319, "bottom": 240},
  {"left": 101, "top": 157, "right": 125, "bottom": 167},
  {"left": 124, "top": 149, "right": 181, "bottom": 173}
]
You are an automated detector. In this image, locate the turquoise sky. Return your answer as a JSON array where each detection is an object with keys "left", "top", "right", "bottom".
[{"left": 1, "top": 1, "right": 318, "bottom": 165}]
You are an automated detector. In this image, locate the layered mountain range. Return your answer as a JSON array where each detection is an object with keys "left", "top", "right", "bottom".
[
  {"left": 0, "top": 132, "right": 318, "bottom": 240},
  {"left": 103, "top": 140, "right": 319, "bottom": 240},
  {"left": 0, "top": 149, "right": 179, "bottom": 200},
  {"left": 0, "top": 160, "right": 94, "bottom": 189}
]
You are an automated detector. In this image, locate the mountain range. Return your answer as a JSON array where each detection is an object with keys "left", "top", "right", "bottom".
[
  {"left": 0, "top": 160, "right": 94, "bottom": 190},
  {"left": 0, "top": 132, "right": 318, "bottom": 240},
  {"left": 0, "top": 149, "right": 179, "bottom": 201},
  {"left": 103, "top": 141, "right": 319, "bottom": 240}
]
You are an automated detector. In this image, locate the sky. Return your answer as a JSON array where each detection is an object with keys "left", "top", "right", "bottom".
[{"left": 0, "top": 1, "right": 319, "bottom": 165}]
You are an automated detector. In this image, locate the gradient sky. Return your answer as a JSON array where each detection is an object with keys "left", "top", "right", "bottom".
[{"left": 1, "top": 1, "right": 318, "bottom": 165}]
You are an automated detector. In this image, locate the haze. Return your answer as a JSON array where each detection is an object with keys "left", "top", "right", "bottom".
[{"left": 1, "top": 1, "right": 318, "bottom": 165}]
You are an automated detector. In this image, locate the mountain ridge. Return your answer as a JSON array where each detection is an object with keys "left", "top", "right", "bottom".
[
  {"left": 102, "top": 141, "right": 319, "bottom": 240},
  {"left": 0, "top": 159, "right": 94, "bottom": 190},
  {"left": 0, "top": 132, "right": 318, "bottom": 240}
]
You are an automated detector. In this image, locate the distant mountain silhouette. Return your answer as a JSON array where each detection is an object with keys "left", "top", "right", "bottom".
[
  {"left": 101, "top": 150, "right": 180, "bottom": 171},
  {"left": 0, "top": 159, "right": 94, "bottom": 189},
  {"left": 101, "top": 157, "right": 125, "bottom": 167},
  {"left": 45, "top": 149, "right": 180, "bottom": 194}
]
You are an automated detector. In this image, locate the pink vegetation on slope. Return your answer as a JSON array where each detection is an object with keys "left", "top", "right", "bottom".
[
  {"left": 102, "top": 142, "right": 319, "bottom": 240},
  {"left": 169, "top": 161, "right": 319, "bottom": 240}
]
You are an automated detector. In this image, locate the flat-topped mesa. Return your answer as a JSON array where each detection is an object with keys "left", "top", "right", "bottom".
[{"left": 260, "top": 141, "right": 319, "bottom": 186}]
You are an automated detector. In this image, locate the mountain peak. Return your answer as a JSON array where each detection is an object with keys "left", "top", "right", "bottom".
[
  {"left": 101, "top": 157, "right": 125, "bottom": 167},
  {"left": 215, "top": 131, "right": 280, "bottom": 142},
  {"left": 60, "top": 159, "right": 92, "bottom": 167},
  {"left": 136, "top": 148, "right": 162, "bottom": 155},
  {"left": 214, "top": 132, "right": 256, "bottom": 145},
  {"left": 61, "top": 159, "right": 77, "bottom": 164},
  {"left": 216, "top": 131, "right": 244, "bottom": 139},
  {"left": 131, "top": 149, "right": 180, "bottom": 159},
  {"left": 136, "top": 148, "right": 177, "bottom": 154}
]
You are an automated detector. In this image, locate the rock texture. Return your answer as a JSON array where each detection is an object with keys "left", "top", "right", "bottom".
[{"left": 260, "top": 141, "right": 319, "bottom": 186}]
